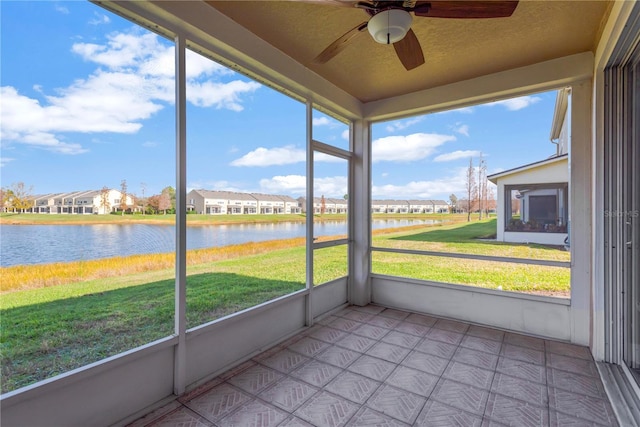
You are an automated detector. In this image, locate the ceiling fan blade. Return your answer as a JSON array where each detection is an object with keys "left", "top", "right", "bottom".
[
  {"left": 291, "top": 0, "right": 358, "bottom": 7},
  {"left": 414, "top": 1, "right": 518, "bottom": 18},
  {"left": 393, "top": 28, "right": 425, "bottom": 70},
  {"left": 313, "top": 22, "right": 368, "bottom": 64}
]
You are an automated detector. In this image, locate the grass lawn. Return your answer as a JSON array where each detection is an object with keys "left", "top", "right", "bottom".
[
  {"left": 372, "top": 219, "right": 570, "bottom": 293},
  {"left": 0, "top": 218, "right": 570, "bottom": 393}
]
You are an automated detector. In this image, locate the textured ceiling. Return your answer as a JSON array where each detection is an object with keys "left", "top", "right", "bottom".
[{"left": 207, "top": 1, "right": 610, "bottom": 103}]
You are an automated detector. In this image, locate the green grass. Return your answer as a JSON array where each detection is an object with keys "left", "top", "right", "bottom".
[
  {"left": 372, "top": 219, "right": 570, "bottom": 291},
  {"left": 374, "top": 219, "right": 571, "bottom": 261},
  {"left": 0, "top": 219, "right": 570, "bottom": 393}
]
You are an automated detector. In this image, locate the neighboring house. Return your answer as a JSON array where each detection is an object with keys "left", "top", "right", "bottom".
[
  {"left": 33, "top": 193, "right": 62, "bottom": 213},
  {"left": 30, "top": 189, "right": 131, "bottom": 214},
  {"left": 371, "top": 200, "right": 388, "bottom": 213},
  {"left": 251, "top": 193, "right": 285, "bottom": 214},
  {"left": 279, "top": 195, "right": 301, "bottom": 214},
  {"left": 431, "top": 200, "right": 450, "bottom": 213},
  {"left": 328, "top": 198, "right": 348, "bottom": 214},
  {"left": 488, "top": 88, "right": 571, "bottom": 245},
  {"left": 387, "top": 200, "right": 409, "bottom": 213},
  {"left": 188, "top": 190, "right": 257, "bottom": 214}
]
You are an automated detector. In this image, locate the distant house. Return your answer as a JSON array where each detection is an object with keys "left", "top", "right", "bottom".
[
  {"left": 30, "top": 189, "right": 131, "bottom": 214},
  {"left": 251, "top": 193, "right": 285, "bottom": 214},
  {"left": 279, "top": 195, "right": 301, "bottom": 214},
  {"left": 430, "top": 200, "right": 449, "bottom": 213},
  {"left": 328, "top": 198, "right": 348, "bottom": 214},
  {"left": 488, "top": 88, "right": 570, "bottom": 246},
  {"left": 187, "top": 190, "right": 257, "bottom": 214}
]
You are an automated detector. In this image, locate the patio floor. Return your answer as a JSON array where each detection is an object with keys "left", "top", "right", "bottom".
[{"left": 128, "top": 305, "right": 619, "bottom": 426}]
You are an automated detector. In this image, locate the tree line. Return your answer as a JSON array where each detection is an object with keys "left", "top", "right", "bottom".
[{"left": 448, "top": 154, "right": 496, "bottom": 222}]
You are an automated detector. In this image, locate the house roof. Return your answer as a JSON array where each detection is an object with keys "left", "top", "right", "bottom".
[
  {"left": 192, "top": 189, "right": 256, "bottom": 201},
  {"left": 487, "top": 154, "right": 568, "bottom": 183}
]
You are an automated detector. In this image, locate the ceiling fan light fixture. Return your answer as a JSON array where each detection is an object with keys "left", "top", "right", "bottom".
[{"left": 367, "top": 9, "right": 413, "bottom": 44}]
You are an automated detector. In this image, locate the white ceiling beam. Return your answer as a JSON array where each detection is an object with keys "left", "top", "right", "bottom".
[{"left": 363, "top": 52, "right": 594, "bottom": 122}]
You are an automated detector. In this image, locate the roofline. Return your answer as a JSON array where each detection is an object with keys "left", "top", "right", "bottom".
[
  {"left": 550, "top": 87, "right": 571, "bottom": 140},
  {"left": 487, "top": 154, "right": 568, "bottom": 183}
]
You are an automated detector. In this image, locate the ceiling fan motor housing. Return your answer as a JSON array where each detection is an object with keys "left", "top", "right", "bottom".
[{"left": 367, "top": 9, "right": 413, "bottom": 44}]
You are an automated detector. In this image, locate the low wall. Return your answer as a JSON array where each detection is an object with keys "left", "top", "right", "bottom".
[{"left": 371, "top": 274, "right": 572, "bottom": 341}]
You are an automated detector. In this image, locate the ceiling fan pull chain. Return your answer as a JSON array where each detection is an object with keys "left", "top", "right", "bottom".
[{"left": 387, "top": 10, "right": 391, "bottom": 44}]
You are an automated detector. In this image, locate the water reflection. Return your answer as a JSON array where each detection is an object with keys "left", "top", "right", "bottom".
[{"left": 0, "top": 219, "right": 439, "bottom": 266}]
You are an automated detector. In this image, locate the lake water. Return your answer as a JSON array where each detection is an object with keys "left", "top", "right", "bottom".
[{"left": 0, "top": 219, "right": 437, "bottom": 267}]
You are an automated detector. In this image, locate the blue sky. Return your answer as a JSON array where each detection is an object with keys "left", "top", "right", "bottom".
[{"left": 1, "top": 1, "right": 559, "bottom": 201}]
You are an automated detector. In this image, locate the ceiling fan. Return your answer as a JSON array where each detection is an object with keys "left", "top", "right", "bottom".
[{"left": 311, "top": 1, "right": 519, "bottom": 71}]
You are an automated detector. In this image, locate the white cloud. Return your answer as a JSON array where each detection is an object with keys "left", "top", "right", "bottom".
[
  {"left": 259, "top": 175, "right": 306, "bottom": 195},
  {"left": 88, "top": 12, "right": 111, "bottom": 25},
  {"left": 231, "top": 145, "right": 344, "bottom": 167},
  {"left": 314, "top": 176, "right": 348, "bottom": 197},
  {"left": 188, "top": 180, "right": 247, "bottom": 193},
  {"left": 0, "top": 157, "right": 16, "bottom": 168},
  {"left": 312, "top": 117, "right": 332, "bottom": 127},
  {"left": 486, "top": 95, "right": 542, "bottom": 111},
  {"left": 372, "top": 178, "right": 462, "bottom": 199},
  {"left": 381, "top": 172, "right": 389, "bottom": 177},
  {"left": 312, "top": 116, "right": 344, "bottom": 128},
  {"left": 371, "top": 164, "right": 499, "bottom": 200},
  {"left": 231, "top": 146, "right": 305, "bottom": 167},
  {"left": 433, "top": 150, "right": 482, "bottom": 162},
  {"left": 341, "top": 129, "right": 349, "bottom": 140},
  {"left": 1, "top": 30, "right": 259, "bottom": 155},
  {"left": 453, "top": 123, "right": 469, "bottom": 137},
  {"left": 187, "top": 80, "right": 260, "bottom": 111},
  {"left": 435, "top": 106, "right": 475, "bottom": 115},
  {"left": 372, "top": 133, "right": 455, "bottom": 162},
  {"left": 142, "top": 141, "right": 158, "bottom": 148},
  {"left": 385, "top": 116, "right": 424, "bottom": 133},
  {"left": 258, "top": 174, "right": 347, "bottom": 198},
  {"left": 54, "top": 4, "right": 69, "bottom": 14}
]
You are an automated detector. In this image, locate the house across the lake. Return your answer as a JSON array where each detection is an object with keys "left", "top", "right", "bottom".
[{"left": 27, "top": 189, "right": 133, "bottom": 215}]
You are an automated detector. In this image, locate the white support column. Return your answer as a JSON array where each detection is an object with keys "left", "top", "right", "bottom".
[
  {"left": 305, "top": 101, "right": 314, "bottom": 326},
  {"left": 570, "top": 79, "right": 593, "bottom": 346},
  {"left": 496, "top": 182, "right": 506, "bottom": 242},
  {"left": 174, "top": 34, "right": 187, "bottom": 395},
  {"left": 350, "top": 119, "right": 371, "bottom": 306}
]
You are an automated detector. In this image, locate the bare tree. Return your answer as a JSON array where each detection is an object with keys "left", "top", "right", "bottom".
[
  {"left": 99, "top": 186, "right": 111, "bottom": 214},
  {"left": 465, "top": 158, "right": 476, "bottom": 222},
  {"left": 487, "top": 186, "right": 496, "bottom": 214},
  {"left": 161, "top": 186, "right": 176, "bottom": 212},
  {"left": 7, "top": 182, "right": 33, "bottom": 212},
  {"left": 119, "top": 180, "right": 128, "bottom": 215},
  {"left": 449, "top": 194, "right": 458, "bottom": 213},
  {"left": 158, "top": 189, "right": 171, "bottom": 214},
  {"left": 140, "top": 182, "right": 147, "bottom": 216},
  {"left": 477, "top": 154, "right": 487, "bottom": 220},
  {"left": 0, "top": 188, "right": 11, "bottom": 212}
]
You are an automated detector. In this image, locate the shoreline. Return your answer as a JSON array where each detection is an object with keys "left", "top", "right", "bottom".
[{"left": 0, "top": 212, "right": 460, "bottom": 227}]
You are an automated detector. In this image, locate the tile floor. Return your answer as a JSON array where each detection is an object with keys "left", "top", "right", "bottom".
[{"left": 129, "top": 305, "right": 619, "bottom": 427}]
